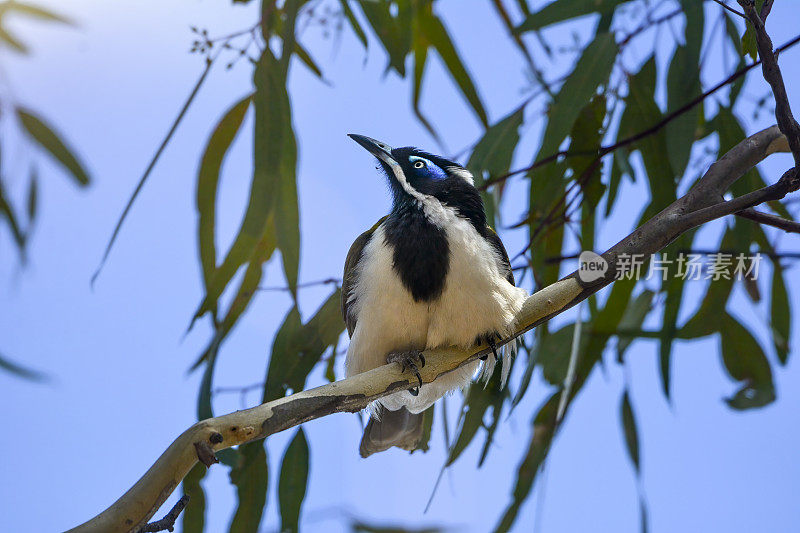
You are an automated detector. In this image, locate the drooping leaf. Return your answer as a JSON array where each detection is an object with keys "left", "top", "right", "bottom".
[
  {"left": 196, "top": 94, "right": 252, "bottom": 292},
  {"left": 620, "top": 389, "right": 640, "bottom": 471},
  {"left": 229, "top": 441, "right": 269, "bottom": 533},
  {"left": 616, "top": 289, "right": 655, "bottom": 360},
  {"left": 181, "top": 462, "right": 207, "bottom": 533},
  {"left": 356, "top": 0, "right": 412, "bottom": 75},
  {"left": 515, "top": 0, "right": 631, "bottom": 33},
  {"left": 618, "top": 57, "right": 675, "bottom": 205},
  {"left": 0, "top": 26, "right": 27, "bottom": 53},
  {"left": 537, "top": 33, "right": 618, "bottom": 160},
  {"left": 719, "top": 313, "right": 774, "bottom": 410},
  {"left": 0, "top": 350, "right": 49, "bottom": 382},
  {"left": 17, "top": 108, "right": 89, "bottom": 186},
  {"left": 494, "top": 393, "right": 559, "bottom": 533},
  {"left": 467, "top": 105, "right": 524, "bottom": 223},
  {"left": 339, "top": 0, "right": 368, "bottom": 50},
  {"left": 2, "top": 2, "right": 71, "bottom": 24},
  {"left": 770, "top": 261, "right": 791, "bottom": 365},
  {"left": 568, "top": 94, "right": 607, "bottom": 209},
  {"left": 279, "top": 428, "right": 310, "bottom": 532},
  {"left": 418, "top": 5, "right": 488, "bottom": 127},
  {"left": 665, "top": 45, "right": 702, "bottom": 177},
  {"left": 414, "top": 405, "right": 435, "bottom": 453},
  {"left": 446, "top": 363, "right": 506, "bottom": 467},
  {"left": 0, "top": 179, "right": 26, "bottom": 255},
  {"left": 263, "top": 289, "right": 345, "bottom": 402}
]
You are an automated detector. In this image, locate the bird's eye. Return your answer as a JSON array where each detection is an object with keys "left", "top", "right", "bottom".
[{"left": 413, "top": 160, "right": 425, "bottom": 169}]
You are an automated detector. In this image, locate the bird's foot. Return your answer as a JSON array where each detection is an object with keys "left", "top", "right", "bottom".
[
  {"left": 476, "top": 332, "right": 502, "bottom": 362},
  {"left": 386, "top": 350, "right": 425, "bottom": 396}
]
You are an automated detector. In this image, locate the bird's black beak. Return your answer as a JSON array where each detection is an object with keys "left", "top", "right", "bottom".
[{"left": 348, "top": 134, "right": 395, "bottom": 164}]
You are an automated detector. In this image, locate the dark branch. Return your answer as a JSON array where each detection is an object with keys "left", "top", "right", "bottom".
[
  {"left": 711, "top": 0, "right": 745, "bottom": 18},
  {"left": 739, "top": 0, "right": 800, "bottom": 166},
  {"left": 736, "top": 207, "right": 800, "bottom": 233},
  {"left": 137, "top": 495, "right": 190, "bottom": 533}
]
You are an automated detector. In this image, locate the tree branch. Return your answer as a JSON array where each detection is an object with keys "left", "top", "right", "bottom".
[{"left": 66, "top": 125, "right": 796, "bottom": 533}]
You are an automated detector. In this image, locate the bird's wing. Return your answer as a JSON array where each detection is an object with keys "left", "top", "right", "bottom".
[
  {"left": 485, "top": 226, "right": 516, "bottom": 286},
  {"left": 341, "top": 216, "right": 388, "bottom": 337}
]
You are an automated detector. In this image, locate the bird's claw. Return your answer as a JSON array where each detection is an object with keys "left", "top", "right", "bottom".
[
  {"left": 386, "top": 350, "right": 425, "bottom": 395},
  {"left": 477, "top": 332, "right": 501, "bottom": 361}
]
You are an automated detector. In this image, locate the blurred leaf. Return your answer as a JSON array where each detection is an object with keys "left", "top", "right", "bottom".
[
  {"left": 740, "top": 0, "right": 765, "bottom": 61},
  {"left": 719, "top": 313, "right": 774, "bottom": 410},
  {"left": 528, "top": 161, "right": 567, "bottom": 289},
  {"left": 516, "top": 0, "right": 630, "bottom": 33},
  {"left": 620, "top": 389, "right": 640, "bottom": 471},
  {"left": 352, "top": 522, "right": 443, "bottom": 533},
  {"left": 418, "top": 4, "right": 488, "bottom": 127},
  {"left": 604, "top": 147, "right": 632, "bottom": 216},
  {"left": 414, "top": 405, "right": 435, "bottom": 453},
  {"left": 294, "top": 41, "right": 323, "bottom": 79},
  {"left": 619, "top": 57, "right": 675, "bottom": 205},
  {"left": 0, "top": 179, "right": 26, "bottom": 254},
  {"left": 197, "top": 94, "right": 252, "bottom": 292},
  {"left": 357, "top": 0, "right": 412, "bottom": 75},
  {"left": 665, "top": 45, "right": 702, "bottom": 177},
  {"left": 279, "top": 428, "right": 309, "bottom": 533},
  {"left": 724, "top": 12, "right": 743, "bottom": 56},
  {"left": 468, "top": 105, "right": 524, "bottom": 223},
  {"left": 26, "top": 168, "right": 37, "bottom": 225},
  {"left": 568, "top": 94, "right": 607, "bottom": 209},
  {"left": 181, "top": 463, "right": 207, "bottom": 533},
  {"left": 657, "top": 232, "right": 695, "bottom": 400},
  {"left": 263, "top": 289, "right": 345, "bottom": 402},
  {"left": 2, "top": 1, "right": 71, "bottom": 24},
  {"left": 770, "top": 261, "right": 790, "bottom": 365},
  {"left": 411, "top": 29, "right": 440, "bottom": 142},
  {"left": 447, "top": 363, "right": 506, "bottom": 467},
  {"left": 17, "top": 108, "right": 89, "bottom": 186},
  {"left": 537, "top": 324, "right": 576, "bottom": 385},
  {"left": 537, "top": 33, "right": 617, "bottom": 159},
  {"left": 0, "top": 350, "right": 48, "bottom": 382},
  {"left": 494, "top": 393, "right": 559, "bottom": 533},
  {"left": 616, "top": 289, "right": 655, "bottom": 360},
  {"left": 339, "top": 0, "right": 368, "bottom": 50},
  {"left": 0, "top": 26, "right": 26, "bottom": 53},
  {"left": 229, "top": 441, "right": 269, "bottom": 533}
]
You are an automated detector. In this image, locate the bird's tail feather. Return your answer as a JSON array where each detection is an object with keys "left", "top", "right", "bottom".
[{"left": 359, "top": 405, "right": 424, "bottom": 458}]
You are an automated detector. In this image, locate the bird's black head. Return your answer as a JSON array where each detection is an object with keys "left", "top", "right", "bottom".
[{"left": 348, "top": 134, "right": 486, "bottom": 229}]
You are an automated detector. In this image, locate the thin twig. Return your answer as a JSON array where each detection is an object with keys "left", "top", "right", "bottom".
[
  {"left": 257, "top": 277, "right": 340, "bottom": 292},
  {"left": 137, "top": 495, "right": 190, "bottom": 533},
  {"left": 739, "top": 0, "right": 800, "bottom": 167},
  {"left": 736, "top": 208, "right": 800, "bottom": 234},
  {"left": 711, "top": 0, "right": 745, "bottom": 19}
]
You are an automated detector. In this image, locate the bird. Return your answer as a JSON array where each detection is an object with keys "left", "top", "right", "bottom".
[{"left": 342, "top": 134, "right": 528, "bottom": 457}]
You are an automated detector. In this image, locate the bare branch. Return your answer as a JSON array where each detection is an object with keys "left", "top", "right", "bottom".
[
  {"left": 711, "top": 0, "right": 745, "bottom": 19},
  {"left": 736, "top": 208, "right": 800, "bottom": 234},
  {"left": 136, "top": 495, "right": 190, "bottom": 533},
  {"left": 739, "top": 0, "right": 800, "bottom": 166}
]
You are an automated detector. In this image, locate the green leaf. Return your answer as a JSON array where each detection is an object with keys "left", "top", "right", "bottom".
[
  {"left": 181, "top": 463, "right": 207, "bottom": 533},
  {"left": 356, "top": 0, "right": 412, "bottom": 76},
  {"left": 620, "top": 389, "right": 640, "bottom": 471},
  {"left": 26, "top": 168, "right": 38, "bottom": 225},
  {"left": 528, "top": 160, "right": 567, "bottom": 288},
  {"left": 418, "top": 6, "right": 488, "bottom": 127},
  {"left": 447, "top": 363, "right": 506, "bottom": 466},
  {"left": 568, "top": 95, "right": 607, "bottom": 209},
  {"left": 618, "top": 57, "right": 675, "bottom": 205},
  {"left": 537, "top": 33, "right": 618, "bottom": 160},
  {"left": 516, "top": 0, "right": 630, "bottom": 33},
  {"left": 616, "top": 289, "right": 655, "bottom": 360},
  {"left": 665, "top": 45, "right": 702, "bottom": 177},
  {"left": 229, "top": 441, "right": 269, "bottom": 533},
  {"left": 339, "top": 0, "right": 368, "bottom": 50},
  {"left": 467, "top": 105, "right": 524, "bottom": 223},
  {"left": 0, "top": 178, "right": 26, "bottom": 255},
  {"left": 294, "top": 41, "right": 324, "bottom": 79},
  {"left": 537, "top": 324, "right": 577, "bottom": 385},
  {"left": 263, "top": 289, "right": 345, "bottom": 402},
  {"left": 494, "top": 393, "right": 559, "bottom": 533},
  {"left": 0, "top": 350, "right": 49, "bottom": 382},
  {"left": 414, "top": 405, "right": 435, "bottom": 453},
  {"left": 279, "top": 428, "right": 310, "bottom": 533},
  {"left": 770, "top": 261, "right": 790, "bottom": 365},
  {"left": 197, "top": 95, "right": 252, "bottom": 292},
  {"left": 17, "top": 108, "right": 89, "bottom": 186},
  {"left": 740, "top": 0, "right": 765, "bottom": 61},
  {"left": 719, "top": 313, "right": 774, "bottom": 410}
]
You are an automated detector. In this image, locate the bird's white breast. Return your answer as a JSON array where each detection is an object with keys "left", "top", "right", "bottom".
[{"left": 344, "top": 212, "right": 528, "bottom": 413}]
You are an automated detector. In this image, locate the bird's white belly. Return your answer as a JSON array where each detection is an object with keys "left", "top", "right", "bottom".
[{"left": 344, "top": 219, "right": 528, "bottom": 414}]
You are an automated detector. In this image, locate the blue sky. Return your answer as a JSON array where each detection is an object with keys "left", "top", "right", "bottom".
[{"left": 1, "top": 1, "right": 799, "bottom": 532}]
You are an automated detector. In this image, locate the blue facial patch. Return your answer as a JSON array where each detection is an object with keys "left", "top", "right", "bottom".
[{"left": 409, "top": 155, "right": 448, "bottom": 181}]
